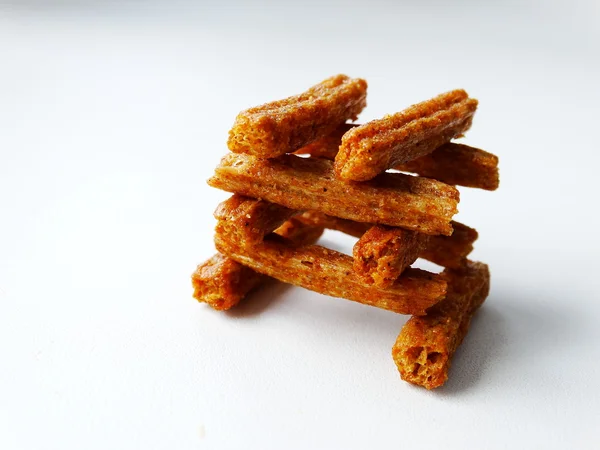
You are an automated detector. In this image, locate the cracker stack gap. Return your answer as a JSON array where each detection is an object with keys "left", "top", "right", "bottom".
[{"left": 192, "top": 75, "right": 500, "bottom": 390}]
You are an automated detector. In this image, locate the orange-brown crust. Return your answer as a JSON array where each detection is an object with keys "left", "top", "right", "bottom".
[
  {"left": 216, "top": 236, "right": 446, "bottom": 316},
  {"left": 192, "top": 254, "right": 267, "bottom": 311},
  {"left": 391, "top": 261, "right": 490, "bottom": 389},
  {"left": 213, "top": 194, "right": 296, "bottom": 246},
  {"left": 208, "top": 153, "right": 459, "bottom": 236},
  {"left": 420, "top": 221, "right": 478, "bottom": 269},
  {"left": 296, "top": 126, "right": 497, "bottom": 192},
  {"left": 214, "top": 216, "right": 447, "bottom": 315},
  {"left": 192, "top": 215, "right": 325, "bottom": 310},
  {"left": 291, "top": 211, "right": 476, "bottom": 269},
  {"left": 353, "top": 226, "right": 429, "bottom": 288},
  {"left": 195, "top": 195, "right": 473, "bottom": 311},
  {"left": 334, "top": 90, "right": 478, "bottom": 181},
  {"left": 227, "top": 75, "right": 367, "bottom": 158},
  {"left": 272, "top": 216, "right": 325, "bottom": 247},
  {"left": 397, "top": 143, "right": 500, "bottom": 191}
]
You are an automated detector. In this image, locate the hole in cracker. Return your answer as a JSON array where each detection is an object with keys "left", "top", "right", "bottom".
[
  {"left": 412, "top": 363, "right": 421, "bottom": 376},
  {"left": 427, "top": 352, "right": 442, "bottom": 364}
]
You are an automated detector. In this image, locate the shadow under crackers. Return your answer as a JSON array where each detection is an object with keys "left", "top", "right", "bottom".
[
  {"left": 217, "top": 276, "right": 581, "bottom": 394},
  {"left": 227, "top": 280, "right": 409, "bottom": 345},
  {"left": 438, "top": 305, "right": 506, "bottom": 394},
  {"left": 285, "top": 289, "right": 411, "bottom": 345},
  {"left": 438, "top": 285, "right": 575, "bottom": 395},
  {"left": 223, "top": 281, "right": 293, "bottom": 318}
]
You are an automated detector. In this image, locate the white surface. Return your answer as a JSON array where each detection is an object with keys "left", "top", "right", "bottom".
[{"left": 1, "top": 1, "right": 600, "bottom": 449}]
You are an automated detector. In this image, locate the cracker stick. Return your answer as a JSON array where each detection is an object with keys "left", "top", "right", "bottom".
[
  {"left": 273, "top": 216, "right": 326, "bottom": 248},
  {"left": 420, "top": 221, "right": 478, "bottom": 269},
  {"left": 215, "top": 225, "right": 447, "bottom": 316},
  {"left": 192, "top": 216, "right": 325, "bottom": 311},
  {"left": 396, "top": 143, "right": 499, "bottom": 191},
  {"left": 353, "top": 225, "right": 429, "bottom": 288},
  {"left": 227, "top": 75, "right": 367, "bottom": 158},
  {"left": 214, "top": 194, "right": 296, "bottom": 246},
  {"left": 296, "top": 127, "right": 498, "bottom": 191},
  {"left": 196, "top": 194, "right": 474, "bottom": 311},
  {"left": 208, "top": 153, "right": 459, "bottom": 236},
  {"left": 192, "top": 254, "right": 267, "bottom": 311},
  {"left": 334, "top": 90, "right": 478, "bottom": 181},
  {"left": 392, "top": 261, "right": 490, "bottom": 389},
  {"left": 298, "top": 212, "right": 476, "bottom": 269}
]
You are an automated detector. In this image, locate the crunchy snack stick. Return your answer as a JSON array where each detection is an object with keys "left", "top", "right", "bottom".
[
  {"left": 212, "top": 201, "right": 446, "bottom": 314},
  {"left": 208, "top": 153, "right": 459, "bottom": 236},
  {"left": 227, "top": 75, "right": 367, "bottom": 158},
  {"left": 192, "top": 254, "right": 267, "bottom": 311},
  {"left": 392, "top": 261, "right": 490, "bottom": 389},
  {"left": 295, "top": 211, "right": 477, "bottom": 269},
  {"left": 213, "top": 194, "right": 296, "bottom": 246},
  {"left": 192, "top": 216, "right": 325, "bottom": 311},
  {"left": 420, "top": 221, "right": 478, "bottom": 268},
  {"left": 396, "top": 143, "right": 500, "bottom": 191},
  {"left": 296, "top": 128, "right": 498, "bottom": 191},
  {"left": 334, "top": 89, "right": 478, "bottom": 181},
  {"left": 215, "top": 229, "right": 447, "bottom": 316},
  {"left": 353, "top": 226, "right": 429, "bottom": 288},
  {"left": 273, "top": 216, "right": 326, "bottom": 247}
]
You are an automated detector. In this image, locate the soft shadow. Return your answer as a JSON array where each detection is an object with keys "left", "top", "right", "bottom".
[
  {"left": 438, "top": 305, "right": 505, "bottom": 394},
  {"left": 224, "top": 281, "right": 293, "bottom": 318},
  {"left": 268, "top": 287, "right": 411, "bottom": 346},
  {"left": 220, "top": 280, "right": 579, "bottom": 395},
  {"left": 439, "top": 286, "right": 572, "bottom": 395}
]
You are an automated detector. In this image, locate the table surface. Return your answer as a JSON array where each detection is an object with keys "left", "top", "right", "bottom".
[{"left": 1, "top": 2, "right": 599, "bottom": 449}]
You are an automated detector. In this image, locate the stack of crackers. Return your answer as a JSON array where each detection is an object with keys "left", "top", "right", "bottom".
[{"left": 192, "top": 75, "right": 499, "bottom": 389}]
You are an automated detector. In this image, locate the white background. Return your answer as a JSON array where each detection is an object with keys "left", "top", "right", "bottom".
[{"left": 1, "top": 1, "right": 599, "bottom": 449}]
